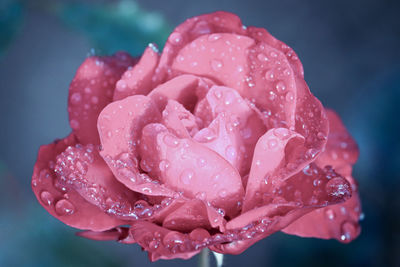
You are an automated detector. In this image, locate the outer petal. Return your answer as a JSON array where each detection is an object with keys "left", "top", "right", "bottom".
[
  {"left": 113, "top": 44, "right": 160, "bottom": 101},
  {"left": 68, "top": 52, "right": 135, "bottom": 145},
  {"left": 129, "top": 221, "right": 205, "bottom": 261},
  {"left": 282, "top": 110, "right": 361, "bottom": 242},
  {"left": 210, "top": 164, "right": 352, "bottom": 254},
  {"left": 316, "top": 109, "right": 359, "bottom": 167},
  {"left": 139, "top": 124, "right": 244, "bottom": 217},
  {"left": 54, "top": 144, "right": 140, "bottom": 220},
  {"left": 98, "top": 95, "right": 176, "bottom": 197},
  {"left": 31, "top": 134, "right": 126, "bottom": 231},
  {"left": 77, "top": 227, "right": 130, "bottom": 242}
]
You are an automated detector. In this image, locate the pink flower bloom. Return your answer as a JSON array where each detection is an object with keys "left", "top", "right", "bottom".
[{"left": 32, "top": 11, "right": 361, "bottom": 261}]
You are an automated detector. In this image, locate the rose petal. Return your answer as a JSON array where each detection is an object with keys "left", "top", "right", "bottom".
[
  {"left": 113, "top": 45, "right": 160, "bottom": 101},
  {"left": 194, "top": 86, "right": 266, "bottom": 175},
  {"left": 139, "top": 125, "right": 244, "bottom": 217},
  {"left": 68, "top": 52, "right": 135, "bottom": 145},
  {"left": 171, "top": 33, "right": 255, "bottom": 95},
  {"left": 54, "top": 144, "right": 140, "bottom": 220},
  {"left": 282, "top": 110, "right": 361, "bottom": 242},
  {"left": 77, "top": 227, "right": 130, "bottom": 242},
  {"left": 155, "top": 12, "right": 246, "bottom": 84},
  {"left": 98, "top": 95, "right": 176, "bottom": 197},
  {"left": 209, "top": 164, "right": 352, "bottom": 254},
  {"left": 161, "top": 100, "right": 200, "bottom": 138},
  {"left": 194, "top": 113, "right": 243, "bottom": 173},
  {"left": 246, "top": 27, "right": 304, "bottom": 78},
  {"left": 129, "top": 221, "right": 205, "bottom": 261},
  {"left": 282, "top": 189, "right": 361, "bottom": 243},
  {"left": 162, "top": 199, "right": 223, "bottom": 232},
  {"left": 148, "top": 74, "right": 214, "bottom": 113},
  {"left": 242, "top": 128, "right": 305, "bottom": 211},
  {"left": 157, "top": 11, "right": 328, "bottom": 172},
  {"left": 316, "top": 109, "right": 359, "bottom": 167},
  {"left": 31, "top": 134, "right": 126, "bottom": 231},
  {"left": 235, "top": 163, "right": 352, "bottom": 231}
]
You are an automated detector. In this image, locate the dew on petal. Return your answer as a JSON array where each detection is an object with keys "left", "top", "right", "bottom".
[
  {"left": 40, "top": 191, "right": 54, "bottom": 206},
  {"left": 180, "top": 169, "right": 194, "bottom": 185},
  {"left": 55, "top": 199, "right": 75, "bottom": 216},
  {"left": 163, "top": 134, "right": 179, "bottom": 147}
]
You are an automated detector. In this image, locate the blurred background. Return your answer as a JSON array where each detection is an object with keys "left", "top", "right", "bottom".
[{"left": 0, "top": 0, "right": 399, "bottom": 266}]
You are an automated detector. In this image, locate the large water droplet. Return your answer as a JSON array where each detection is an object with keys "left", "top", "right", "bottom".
[
  {"left": 40, "top": 191, "right": 54, "bottom": 206},
  {"left": 169, "top": 32, "right": 183, "bottom": 45},
  {"left": 340, "top": 221, "right": 357, "bottom": 242},
  {"left": 273, "top": 128, "right": 290, "bottom": 139},
  {"left": 55, "top": 199, "right": 75, "bottom": 216},
  {"left": 218, "top": 189, "right": 227, "bottom": 198},
  {"left": 285, "top": 91, "right": 294, "bottom": 102},
  {"left": 275, "top": 81, "right": 287, "bottom": 94},
  {"left": 257, "top": 53, "right": 268, "bottom": 62},
  {"left": 325, "top": 209, "right": 336, "bottom": 220},
  {"left": 208, "top": 34, "right": 221, "bottom": 42},
  {"left": 163, "top": 134, "right": 179, "bottom": 147},
  {"left": 180, "top": 169, "right": 194, "bottom": 185},
  {"left": 159, "top": 160, "right": 170, "bottom": 172}
]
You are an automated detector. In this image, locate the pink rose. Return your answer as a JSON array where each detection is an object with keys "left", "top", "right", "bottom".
[{"left": 32, "top": 11, "right": 362, "bottom": 261}]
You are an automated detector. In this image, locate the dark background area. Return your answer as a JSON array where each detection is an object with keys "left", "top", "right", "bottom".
[{"left": 0, "top": 0, "right": 399, "bottom": 266}]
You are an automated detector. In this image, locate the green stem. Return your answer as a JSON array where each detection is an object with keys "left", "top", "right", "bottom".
[{"left": 198, "top": 248, "right": 210, "bottom": 267}]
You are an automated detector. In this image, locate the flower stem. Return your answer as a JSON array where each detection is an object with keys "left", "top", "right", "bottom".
[{"left": 198, "top": 248, "right": 210, "bottom": 267}]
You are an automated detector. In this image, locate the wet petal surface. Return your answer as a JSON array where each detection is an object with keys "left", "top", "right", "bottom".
[{"left": 68, "top": 52, "right": 135, "bottom": 145}]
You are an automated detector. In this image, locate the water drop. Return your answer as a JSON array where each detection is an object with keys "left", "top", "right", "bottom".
[
  {"left": 91, "top": 96, "right": 99, "bottom": 104},
  {"left": 257, "top": 53, "right": 268, "bottom": 62},
  {"left": 169, "top": 32, "right": 183, "bottom": 45},
  {"left": 211, "top": 59, "right": 223, "bottom": 71},
  {"left": 325, "top": 209, "right": 336, "bottom": 220},
  {"left": 208, "top": 34, "right": 221, "bottom": 42},
  {"left": 267, "top": 138, "right": 278, "bottom": 149},
  {"left": 275, "top": 81, "right": 287, "bottom": 93},
  {"left": 285, "top": 91, "right": 294, "bottom": 102},
  {"left": 70, "top": 119, "right": 80, "bottom": 130},
  {"left": 317, "top": 132, "right": 327, "bottom": 140},
  {"left": 341, "top": 222, "right": 356, "bottom": 242},
  {"left": 70, "top": 92, "right": 81, "bottom": 105},
  {"left": 180, "top": 169, "right": 194, "bottom": 185},
  {"left": 163, "top": 134, "right": 179, "bottom": 147},
  {"left": 273, "top": 128, "right": 290, "bottom": 139},
  {"left": 197, "top": 158, "right": 207, "bottom": 168},
  {"left": 218, "top": 189, "right": 227, "bottom": 198},
  {"left": 55, "top": 199, "right": 75, "bottom": 216},
  {"left": 149, "top": 240, "right": 159, "bottom": 250},
  {"left": 159, "top": 160, "right": 170, "bottom": 172},
  {"left": 225, "top": 145, "right": 237, "bottom": 162},
  {"left": 265, "top": 70, "right": 275, "bottom": 80},
  {"left": 40, "top": 191, "right": 54, "bottom": 206},
  {"left": 195, "top": 191, "right": 206, "bottom": 200}
]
